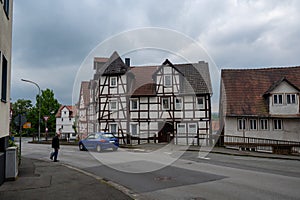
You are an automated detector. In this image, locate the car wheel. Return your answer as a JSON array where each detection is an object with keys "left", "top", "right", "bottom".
[
  {"left": 96, "top": 145, "right": 102, "bottom": 152},
  {"left": 79, "top": 143, "right": 84, "bottom": 151},
  {"left": 112, "top": 146, "right": 118, "bottom": 151}
]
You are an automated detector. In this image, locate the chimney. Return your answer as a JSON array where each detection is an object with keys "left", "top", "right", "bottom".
[{"left": 125, "top": 58, "right": 130, "bottom": 67}]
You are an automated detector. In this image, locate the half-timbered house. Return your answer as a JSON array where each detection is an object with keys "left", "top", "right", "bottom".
[{"left": 96, "top": 51, "right": 212, "bottom": 145}]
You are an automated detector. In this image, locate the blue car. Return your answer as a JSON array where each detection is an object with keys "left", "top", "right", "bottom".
[{"left": 79, "top": 132, "right": 119, "bottom": 152}]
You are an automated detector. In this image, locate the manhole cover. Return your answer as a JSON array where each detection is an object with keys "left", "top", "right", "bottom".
[{"left": 154, "top": 176, "right": 173, "bottom": 181}]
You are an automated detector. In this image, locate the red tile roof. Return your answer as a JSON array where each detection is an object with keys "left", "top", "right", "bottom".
[
  {"left": 130, "top": 66, "right": 157, "bottom": 96},
  {"left": 221, "top": 66, "right": 300, "bottom": 116},
  {"left": 55, "top": 105, "right": 77, "bottom": 118},
  {"left": 94, "top": 57, "right": 109, "bottom": 63}
]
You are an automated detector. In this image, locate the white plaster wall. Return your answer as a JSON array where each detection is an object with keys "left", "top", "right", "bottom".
[
  {"left": 269, "top": 82, "right": 299, "bottom": 115},
  {"left": 225, "top": 117, "right": 300, "bottom": 142}
]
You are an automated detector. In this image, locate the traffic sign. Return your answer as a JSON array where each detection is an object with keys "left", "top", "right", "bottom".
[
  {"left": 14, "top": 114, "right": 27, "bottom": 127},
  {"left": 23, "top": 122, "right": 31, "bottom": 129},
  {"left": 43, "top": 116, "right": 49, "bottom": 121}
]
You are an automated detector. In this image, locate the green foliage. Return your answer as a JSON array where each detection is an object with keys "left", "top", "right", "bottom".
[
  {"left": 11, "top": 88, "right": 61, "bottom": 137},
  {"left": 9, "top": 136, "right": 16, "bottom": 147},
  {"left": 36, "top": 88, "right": 61, "bottom": 133}
]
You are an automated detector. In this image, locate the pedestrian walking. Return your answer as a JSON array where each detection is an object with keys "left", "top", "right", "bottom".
[{"left": 50, "top": 129, "right": 61, "bottom": 162}]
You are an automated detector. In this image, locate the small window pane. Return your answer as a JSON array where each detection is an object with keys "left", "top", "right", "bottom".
[{"left": 164, "top": 75, "right": 171, "bottom": 86}]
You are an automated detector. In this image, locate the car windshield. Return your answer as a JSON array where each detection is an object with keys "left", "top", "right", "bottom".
[
  {"left": 102, "top": 133, "right": 115, "bottom": 138},
  {"left": 86, "top": 134, "right": 96, "bottom": 139}
]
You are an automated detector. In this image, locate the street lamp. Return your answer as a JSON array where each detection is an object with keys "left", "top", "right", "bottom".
[{"left": 21, "top": 79, "right": 41, "bottom": 142}]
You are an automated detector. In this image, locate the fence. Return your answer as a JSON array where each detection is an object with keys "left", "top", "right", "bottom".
[{"left": 221, "top": 135, "right": 300, "bottom": 154}]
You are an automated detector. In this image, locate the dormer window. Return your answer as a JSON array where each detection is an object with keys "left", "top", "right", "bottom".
[
  {"left": 286, "top": 94, "right": 296, "bottom": 104},
  {"left": 273, "top": 94, "right": 283, "bottom": 105}
]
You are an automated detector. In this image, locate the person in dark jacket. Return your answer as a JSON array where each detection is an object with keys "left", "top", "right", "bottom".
[{"left": 50, "top": 129, "right": 61, "bottom": 162}]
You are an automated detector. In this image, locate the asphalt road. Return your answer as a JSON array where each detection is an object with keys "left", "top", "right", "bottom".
[{"left": 20, "top": 138, "right": 300, "bottom": 200}]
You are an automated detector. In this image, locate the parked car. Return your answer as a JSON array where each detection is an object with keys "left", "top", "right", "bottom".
[{"left": 78, "top": 132, "right": 119, "bottom": 152}]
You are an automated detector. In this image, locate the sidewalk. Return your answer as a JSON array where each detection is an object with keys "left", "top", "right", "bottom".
[{"left": 0, "top": 157, "right": 133, "bottom": 200}]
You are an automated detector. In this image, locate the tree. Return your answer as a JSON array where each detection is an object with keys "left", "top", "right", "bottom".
[
  {"left": 36, "top": 88, "right": 61, "bottom": 134},
  {"left": 11, "top": 99, "right": 33, "bottom": 134}
]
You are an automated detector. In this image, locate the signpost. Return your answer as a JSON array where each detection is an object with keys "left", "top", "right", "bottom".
[
  {"left": 14, "top": 114, "right": 27, "bottom": 164},
  {"left": 44, "top": 116, "right": 49, "bottom": 141}
]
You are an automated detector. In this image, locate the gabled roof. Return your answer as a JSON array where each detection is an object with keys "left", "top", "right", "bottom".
[
  {"left": 264, "top": 77, "right": 300, "bottom": 96},
  {"left": 129, "top": 59, "right": 212, "bottom": 96},
  {"left": 221, "top": 66, "right": 300, "bottom": 116},
  {"left": 55, "top": 105, "right": 77, "bottom": 118},
  {"left": 175, "top": 62, "right": 212, "bottom": 94},
  {"left": 102, "top": 51, "right": 129, "bottom": 76},
  {"left": 152, "top": 59, "right": 212, "bottom": 95}
]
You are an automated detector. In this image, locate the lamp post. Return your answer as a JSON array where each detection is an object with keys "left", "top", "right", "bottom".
[{"left": 21, "top": 79, "right": 41, "bottom": 142}]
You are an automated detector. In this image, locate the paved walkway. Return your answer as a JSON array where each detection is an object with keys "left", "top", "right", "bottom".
[
  {"left": 0, "top": 157, "right": 132, "bottom": 200},
  {"left": 0, "top": 144, "right": 299, "bottom": 200}
]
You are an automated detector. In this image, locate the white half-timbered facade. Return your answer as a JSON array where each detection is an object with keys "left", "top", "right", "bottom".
[{"left": 95, "top": 51, "right": 212, "bottom": 145}]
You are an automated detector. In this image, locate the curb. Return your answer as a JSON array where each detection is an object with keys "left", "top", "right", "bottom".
[
  {"left": 184, "top": 147, "right": 300, "bottom": 161},
  {"left": 60, "top": 162, "right": 140, "bottom": 200}
]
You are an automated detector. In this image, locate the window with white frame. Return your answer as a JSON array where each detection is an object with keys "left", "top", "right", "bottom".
[
  {"left": 130, "top": 123, "right": 138, "bottom": 136},
  {"left": 110, "top": 77, "right": 117, "bottom": 87},
  {"left": 197, "top": 97, "right": 204, "bottom": 109},
  {"left": 130, "top": 99, "right": 138, "bottom": 110},
  {"left": 260, "top": 119, "right": 268, "bottom": 130},
  {"left": 109, "top": 100, "right": 118, "bottom": 110},
  {"left": 273, "top": 119, "right": 282, "bottom": 130},
  {"left": 162, "top": 97, "right": 170, "bottom": 110},
  {"left": 249, "top": 119, "right": 257, "bottom": 130},
  {"left": 286, "top": 94, "right": 296, "bottom": 104},
  {"left": 175, "top": 97, "right": 182, "bottom": 110},
  {"left": 164, "top": 75, "right": 171, "bottom": 87},
  {"left": 273, "top": 94, "right": 283, "bottom": 105},
  {"left": 238, "top": 118, "right": 246, "bottom": 130},
  {"left": 110, "top": 123, "right": 118, "bottom": 133}
]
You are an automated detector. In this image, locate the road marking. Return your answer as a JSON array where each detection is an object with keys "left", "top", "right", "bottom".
[{"left": 198, "top": 157, "right": 210, "bottom": 160}]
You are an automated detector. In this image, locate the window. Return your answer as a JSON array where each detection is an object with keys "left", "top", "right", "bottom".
[
  {"left": 110, "top": 77, "right": 117, "bottom": 87},
  {"left": 273, "top": 94, "right": 283, "bottom": 105},
  {"left": 260, "top": 119, "right": 268, "bottom": 130},
  {"left": 175, "top": 97, "right": 182, "bottom": 110},
  {"left": 249, "top": 119, "right": 257, "bottom": 130},
  {"left": 131, "top": 124, "right": 138, "bottom": 136},
  {"left": 238, "top": 118, "right": 246, "bottom": 130},
  {"left": 287, "top": 94, "right": 296, "bottom": 104},
  {"left": 177, "top": 123, "right": 186, "bottom": 135},
  {"left": 1, "top": 55, "right": 7, "bottom": 102},
  {"left": 4, "top": 0, "right": 9, "bottom": 17},
  {"left": 161, "top": 97, "right": 170, "bottom": 110},
  {"left": 197, "top": 97, "right": 204, "bottom": 109},
  {"left": 164, "top": 75, "right": 171, "bottom": 87},
  {"left": 61, "top": 118, "right": 64, "bottom": 121},
  {"left": 109, "top": 101, "right": 117, "bottom": 110},
  {"left": 130, "top": 99, "right": 138, "bottom": 110},
  {"left": 274, "top": 119, "right": 282, "bottom": 130},
  {"left": 109, "top": 123, "right": 118, "bottom": 133},
  {"left": 188, "top": 123, "right": 197, "bottom": 134}
]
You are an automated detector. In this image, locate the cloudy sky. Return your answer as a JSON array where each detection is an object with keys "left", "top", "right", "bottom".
[{"left": 11, "top": 0, "right": 300, "bottom": 111}]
